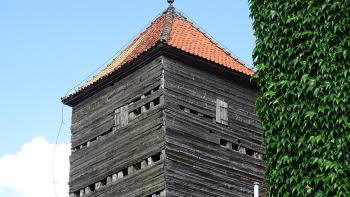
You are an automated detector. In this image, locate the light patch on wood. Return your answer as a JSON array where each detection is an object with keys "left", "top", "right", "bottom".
[
  {"left": 216, "top": 99, "right": 228, "bottom": 125},
  {"left": 114, "top": 105, "right": 129, "bottom": 129}
]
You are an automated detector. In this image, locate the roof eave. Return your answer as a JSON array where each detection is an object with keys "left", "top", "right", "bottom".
[
  {"left": 61, "top": 42, "right": 166, "bottom": 107},
  {"left": 161, "top": 44, "right": 258, "bottom": 90},
  {"left": 62, "top": 42, "right": 257, "bottom": 107}
]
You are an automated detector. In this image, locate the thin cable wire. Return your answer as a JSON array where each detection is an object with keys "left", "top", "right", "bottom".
[
  {"left": 176, "top": 8, "right": 255, "bottom": 70},
  {"left": 65, "top": 11, "right": 164, "bottom": 96},
  {"left": 51, "top": 10, "right": 166, "bottom": 197},
  {"left": 64, "top": 51, "right": 120, "bottom": 96},
  {"left": 52, "top": 5, "right": 252, "bottom": 197},
  {"left": 52, "top": 104, "right": 65, "bottom": 197}
]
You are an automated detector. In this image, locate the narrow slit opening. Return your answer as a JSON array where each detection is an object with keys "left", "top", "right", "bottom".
[
  {"left": 153, "top": 97, "right": 160, "bottom": 106},
  {"left": 220, "top": 139, "right": 228, "bottom": 146},
  {"left": 145, "top": 102, "right": 150, "bottom": 110},
  {"left": 131, "top": 97, "right": 141, "bottom": 103},
  {"left": 232, "top": 143, "right": 239, "bottom": 151},
  {"left": 134, "top": 107, "right": 141, "bottom": 115},
  {"left": 246, "top": 148, "right": 255, "bottom": 156},
  {"left": 133, "top": 163, "right": 141, "bottom": 171},
  {"left": 151, "top": 153, "right": 161, "bottom": 162},
  {"left": 153, "top": 86, "right": 160, "bottom": 92},
  {"left": 189, "top": 109, "right": 198, "bottom": 115},
  {"left": 122, "top": 168, "right": 128, "bottom": 176},
  {"left": 88, "top": 184, "right": 95, "bottom": 192},
  {"left": 145, "top": 190, "right": 162, "bottom": 197},
  {"left": 73, "top": 152, "right": 166, "bottom": 196},
  {"left": 101, "top": 178, "right": 107, "bottom": 186},
  {"left": 74, "top": 191, "right": 80, "bottom": 197},
  {"left": 203, "top": 114, "right": 213, "bottom": 119},
  {"left": 145, "top": 91, "right": 152, "bottom": 96}
]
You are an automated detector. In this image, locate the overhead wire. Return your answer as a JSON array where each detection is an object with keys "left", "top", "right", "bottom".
[
  {"left": 176, "top": 8, "right": 255, "bottom": 70},
  {"left": 51, "top": 5, "right": 252, "bottom": 196},
  {"left": 64, "top": 11, "right": 165, "bottom": 97},
  {"left": 52, "top": 104, "right": 65, "bottom": 197},
  {"left": 51, "top": 9, "right": 165, "bottom": 197}
]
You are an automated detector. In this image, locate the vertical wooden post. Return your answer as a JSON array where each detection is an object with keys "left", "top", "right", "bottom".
[
  {"left": 225, "top": 142, "right": 233, "bottom": 149},
  {"left": 141, "top": 160, "right": 148, "bottom": 169},
  {"left": 117, "top": 171, "right": 124, "bottom": 179},
  {"left": 113, "top": 108, "right": 121, "bottom": 130},
  {"left": 79, "top": 189, "right": 85, "bottom": 196},
  {"left": 112, "top": 174, "right": 117, "bottom": 182},
  {"left": 69, "top": 193, "right": 77, "bottom": 197},
  {"left": 148, "top": 157, "right": 154, "bottom": 166},
  {"left": 114, "top": 105, "right": 129, "bottom": 130},
  {"left": 128, "top": 166, "right": 134, "bottom": 174},
  {"left": 95, "top": 182, "right": 102, "bottom": 190},
  {"left": 141, "top": 95, "right": 147, "bottom": 113},
  {"left": 120, "top": 105, "right": 128, "bottom": 127},
  {"left": 85, "top": 186, "right": 91, "bottom": 195},
  {"left": 107, "top": 176, "right": 112, "bottom": 185},
  {"left": 216, "top": 99, "right": 228, "bottom": 125},
  {"left": 160, "top": 95, "right": 164, "bottom": 105},
  {"left": 239, "top": 146, "right": 246, "bottom": 154},
  {"left": 161, "top": 149, "right": 166, "bottom": 160}
]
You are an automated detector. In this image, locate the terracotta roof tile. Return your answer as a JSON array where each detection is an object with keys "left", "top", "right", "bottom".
[
  {"left": 70, "top": 15, "right": 167, "bottom": 94},
  {"left": 63, "top": 7, "right": 254, "bottom": 102},
  {"left": 168, "top": 17, "right": 253, "bottom": 75}
]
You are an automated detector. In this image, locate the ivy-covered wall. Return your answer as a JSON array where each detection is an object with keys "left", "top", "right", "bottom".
[{"left": 248, "top": 1, "right": 350, "bottom": 196}]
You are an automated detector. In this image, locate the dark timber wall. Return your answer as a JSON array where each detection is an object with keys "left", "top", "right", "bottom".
[
  {"left": 163, "top": 56, "right": 265, "bottom": 197},
  {"left": 67, "top": 53, "right": 265, "bottom": 197},
  {"left": 68, "top": 57, "right": 165, "bottom": 197}
]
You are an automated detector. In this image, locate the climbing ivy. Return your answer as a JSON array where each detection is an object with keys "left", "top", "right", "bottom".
[{"left": 248, "top": 1, "right": 350, "bottom": 196}]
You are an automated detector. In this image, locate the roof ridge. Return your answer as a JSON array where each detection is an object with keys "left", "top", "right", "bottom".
[
  {"left": 63, "top": 6, "right": 254, "bottom": 104},
  {"left": 174, "top": 15, "right": 254, "bottom": 72},
  {"left": 160, "top": 6, "right": 175, "bottom": 42},
  {"left": 160, "top": 6, "right": 187, "bottom": 42}
]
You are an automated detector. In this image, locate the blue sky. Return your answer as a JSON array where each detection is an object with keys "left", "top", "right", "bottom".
[
  {"left": 0, "top": 0, "right": 254, "bottom": 196},
  {"left": 0, "top": 0, "right": 255, "bottom": 156}
]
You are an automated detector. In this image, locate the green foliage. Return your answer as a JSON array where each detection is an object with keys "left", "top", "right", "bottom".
[{"left": 248, "top": 0, "right": 350, "bottom": 196}]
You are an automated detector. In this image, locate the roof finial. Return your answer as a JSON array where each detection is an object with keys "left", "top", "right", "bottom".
[{"left": 167, "top": 0, "right": 174, "bottom": 6}]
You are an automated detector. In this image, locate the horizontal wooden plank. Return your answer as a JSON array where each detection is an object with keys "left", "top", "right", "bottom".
[{"left": 163, "top": 56, "right": 265, "bottom": 196}]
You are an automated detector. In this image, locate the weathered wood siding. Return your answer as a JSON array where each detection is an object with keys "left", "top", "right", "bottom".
[
  {"left": 68, "top": 54, "right": 265, "bottom": 197},
  {"left": 69, "top": 57, "right": 165, "bottom": 197},
  {"left": 163, "top": 57, "right": 265, "bottom": 197}
]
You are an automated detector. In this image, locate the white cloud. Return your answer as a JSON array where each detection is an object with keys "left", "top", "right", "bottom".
[{"left": 0, "top": 137, "right": 70, "bottom": 197}]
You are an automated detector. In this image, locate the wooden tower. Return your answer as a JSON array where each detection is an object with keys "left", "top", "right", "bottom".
[{"left": 62, "top": 5, "right": 265, "bottom": 197}]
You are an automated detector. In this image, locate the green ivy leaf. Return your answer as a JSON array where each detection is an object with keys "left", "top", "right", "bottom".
[
  {"left": 249, "top": 0, "right": 350, "bottom": 195},
  {"left": 305, "top": 111, "right": 316, "bottom": 119}
]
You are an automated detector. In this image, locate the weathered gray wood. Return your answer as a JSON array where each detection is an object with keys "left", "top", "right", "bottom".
[
  {"left": 216, "top": 99, "right": 228, "bottom": 125},
  {"left": 120, "top": 105, "right": 128, "bottom": 127},
  {"left": 163, "top": 56, "right": 265, "bottom": 196},
  {"left": 66, "top": 52, "right": 265, "bottom": 197},
  {"left": 67, "top": 57, "right": 166, "bottom": 197},
  {"left": 70, "top": 57, "right": 163, "bottom": 148},
  {"left": 113, "top": 108, "right": 120, "bottom": 129}
]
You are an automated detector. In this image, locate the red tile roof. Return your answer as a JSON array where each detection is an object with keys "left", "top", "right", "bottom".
[
  {"left": 63, "top": 6, "right": 254, "bottom": 102},
  {"left": 169, "top": 17, "right": 254, "bottom": 75}
]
